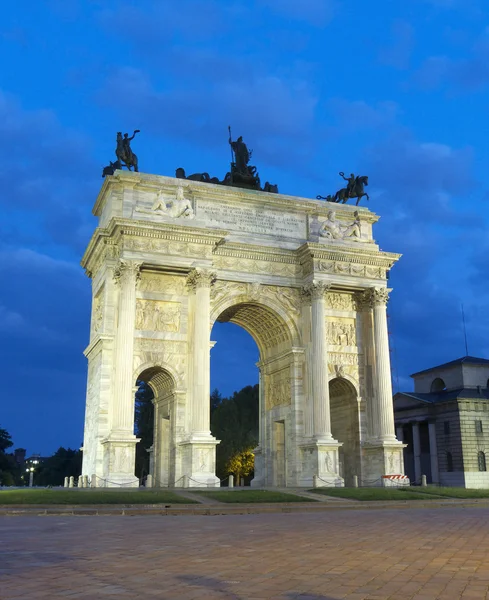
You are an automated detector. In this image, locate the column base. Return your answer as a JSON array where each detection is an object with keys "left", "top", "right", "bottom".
[
  {"left": 361, "top": 440, "right": 408, "bottom": 487},
  {"left": 179, "top": 435, "right": 220, "bottom": 488},
  {"left": 297, "top": 440, "right": 344, "bottom": 487},
  {"left": 101, "top": 436, "right": 140, "bottom": 488},
  {"left": 250, "top": 446, "right": 264, "bottom": 488}
]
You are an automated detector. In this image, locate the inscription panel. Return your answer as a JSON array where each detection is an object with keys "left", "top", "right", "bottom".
[{"left": 197, "top": 199, "right": 307, "bottom": 239}]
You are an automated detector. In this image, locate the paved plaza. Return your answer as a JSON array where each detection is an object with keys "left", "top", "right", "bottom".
[{"left": 1, "top": 508, "right": 489, "bottom": 600}]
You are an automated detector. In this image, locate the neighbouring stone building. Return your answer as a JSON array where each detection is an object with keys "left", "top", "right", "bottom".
[
  {"left": 81, "top": 170, "right": 406, "bottom": 488},
  {"left": 394, "top": 356, "right": 489, "bottom": 488}
]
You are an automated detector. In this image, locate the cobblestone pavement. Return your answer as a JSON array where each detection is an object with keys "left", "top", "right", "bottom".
[{"left": 1, "top": 508, "right": 489, "bottom": 600}]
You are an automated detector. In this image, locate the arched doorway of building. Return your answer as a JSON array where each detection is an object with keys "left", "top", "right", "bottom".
[
  {"left": 134, "top": 366, "right": 176, "bottom": 487},
  {"left": 329, "top": 377, "right": 361, "bottom": 486},
  {"left": 210, "top": 299, "right": 299, "bottom": 487}
]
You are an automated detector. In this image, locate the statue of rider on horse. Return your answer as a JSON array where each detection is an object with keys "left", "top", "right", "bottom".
[
  {"left": 317, "top": 171, "right": 370, "bottom": 206},
  {"left": 115, "top": 130, "right": 140, "bottom": 172}
]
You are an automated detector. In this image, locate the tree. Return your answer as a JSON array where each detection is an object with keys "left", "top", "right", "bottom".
[
  {"left": 210, "top": 388, "right": 222, "bottom": 415},
  {"left": 35, "top": 448, "right": 82, "bottom": 486},
  {"left": 226, "top": 448, "right": 255, "bottom": 484},
  {"left": 210, "top": 384, "right": 259, "bottom": 480},
  {"left": 0, "top": 427, "right": 13, "bottom": 452},
  {"left": 0, "top": 426, "right": 20, "bottom": 486}
]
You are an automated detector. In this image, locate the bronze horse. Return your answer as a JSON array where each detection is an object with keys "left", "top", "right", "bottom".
[
  {"left": 335, "top": 175, "right": 369, "bottom": 205},
  {"left": 115, "top": 130, "right": 140, "bottom": 172}
]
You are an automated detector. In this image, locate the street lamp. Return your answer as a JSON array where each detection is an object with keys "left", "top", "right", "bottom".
[{"left": 26, "top": 466, "right": 35, "bottom": 487}]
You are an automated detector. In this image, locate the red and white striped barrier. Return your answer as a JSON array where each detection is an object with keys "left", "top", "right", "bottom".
[{"left": 382, "top": 474, "right": 410, "bottom": 487}]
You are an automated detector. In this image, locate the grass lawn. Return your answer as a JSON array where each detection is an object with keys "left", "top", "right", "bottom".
[
  {"left": 0, "top": 489, "right": 196, "bottom": 505},
  {"left": 402, "top": 486, "right": 489, "bottom": 499},
  {"left": 308, "top": 487, "right": 444, "bottom": 501},
  {"left": 192, "top": 490, "right": 317, "bottom": 503}
]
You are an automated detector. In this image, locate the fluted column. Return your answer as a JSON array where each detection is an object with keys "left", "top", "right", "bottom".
[
  {"left": 304, "top": 281, "right": 333, "bottom": 441},
  {"left": 357, "top": 290, "right": 378, "bottom": 441},
  {"left": 368, "top": 287, "right": 396, "bottom": 442},
  {"left": 187, "top": 268, "right": 216, "bottom": 436},
  {"left": 112, "top": 260, "right": 141, "bottom": 435}
]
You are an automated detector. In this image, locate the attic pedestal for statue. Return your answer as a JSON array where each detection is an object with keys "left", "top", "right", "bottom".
[{"left": 81, "top": 170, "right": 406, "bottom": 488}]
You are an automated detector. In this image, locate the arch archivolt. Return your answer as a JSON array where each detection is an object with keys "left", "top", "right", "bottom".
[{"left": 210, "top": 281, "right": 302, "bottom": 355}]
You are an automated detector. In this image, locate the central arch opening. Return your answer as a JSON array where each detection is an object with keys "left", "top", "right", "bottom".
[{"left": 210, "top": 300, "right": 297, "bottom": 487}]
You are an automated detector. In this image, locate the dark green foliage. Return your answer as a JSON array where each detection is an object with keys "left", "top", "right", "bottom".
[
  {"left": 35, "top": 447, "right": 82, "bottom": 486},
  {"left": 134, "top": 382, "right": 154, "bottom": 481},
  {"left": 210, "top": 384, "right": 259, "bottom": 480},
  {"left": 0, "top": 426, "right": 21, "bottom": 486}
]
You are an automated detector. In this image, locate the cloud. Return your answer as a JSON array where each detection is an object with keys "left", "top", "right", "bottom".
[
  {"left": 98, "top": 66, "right": 319, "bottom": 170},
  {"left": 414, "top": 29, "right": 489, "bottom": 91},
  {"left": 260, "top": 0, "right": 336, "bottom": 26},
  {"left": 329, "top": 99, "right": 400, "bottom": 131},
  {"left": 0, "top": 90, "right": 98, "bottom": 253},
  {"left": 378, "top": 20, "right": 415, "bottom": 70}
]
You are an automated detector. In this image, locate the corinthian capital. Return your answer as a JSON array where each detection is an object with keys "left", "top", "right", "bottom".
[
  {"left": 302, "top": 281, "right": 331, "bottom": 301},
  {"left": 362, "top": 286, "right": 390, "bottom": 307},
  {"left": 186, "top": 268, "right": 217, "bottom": 292},
  {"left": 113, "top": 260, "right": 142, "bottom": 287}
]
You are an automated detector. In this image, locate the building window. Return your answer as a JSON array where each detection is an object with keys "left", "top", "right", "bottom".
[
  {"left": 478, "top": 451, "right": 487, "bottom": 472},
  {"left": 446, "top": 452, "right": 454, "bottom": 472},
  {"left": 476, "top": 420, "right": 483, "bottom": 434},
  {"left": 444, "top": 421, "right": 450, "bottom": 435},
  {"left": 431, "top": 378, "right": 447, "bottom": 393}
]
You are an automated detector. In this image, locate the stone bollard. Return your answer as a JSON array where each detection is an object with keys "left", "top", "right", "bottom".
[
  {"left": 91, "top": 474, "right": 97, "bottom": 488},
  {"left": 69, "top": 476, "right": 74, "bottom": 488},
  {"left": 352, "top": 475, "right": 359, "bottom": 488},
  {"left": 83, "top": 475, "right": 89, "bottom": 488},
  {"left": 228, "top": 474, "right": 234, "bottom": 488},
  {"left": 79, "top": 477, "right": 84, "bottom": 488},
  {"left": 421, "top": 474, "right": 427, "bottom": 487},
  {"left": 182, "top": 475, "right": 189, "bottom": 489},
  {"left": 64, "top": 476, "right": 69, "bottom": 488},
  {"left": 313, "top": 475, "right": 319, "bottom": 488},
  {"left": 146, "top": 474, "right": 153, "bottom": 488}
]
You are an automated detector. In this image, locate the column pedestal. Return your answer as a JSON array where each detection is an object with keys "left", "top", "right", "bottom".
[
  {"left": 180, "top": 437, "right": 220, "bottom": 487},
  {"left": 101, "top": 437, "right": 139, "bottom": 487},
  {"left": 298, "top": 442, "right": 344, "bottom": 487},
  {"left": 361, "top": 441, "right": 407, "bottom": 487},
  {"left": 250, "top": 446, "right": 264, "bottom": 488}
]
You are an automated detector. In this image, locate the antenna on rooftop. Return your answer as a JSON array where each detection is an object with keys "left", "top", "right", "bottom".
[{"left": 461, "top": 303, "right": 469, "bottom": 356}]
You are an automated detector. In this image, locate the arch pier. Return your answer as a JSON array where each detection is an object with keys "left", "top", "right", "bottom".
[{"left": 81, "top": 171, "right": 406, "bottom": 487}]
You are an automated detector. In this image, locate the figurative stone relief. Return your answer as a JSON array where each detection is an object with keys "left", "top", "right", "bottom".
[
  {"left": 135, "top": 187, "right": 194, "bottom": 219},
  {"left": 327, "top": 319, "right": 357, "bottom": 347},
  {"left": 135, "top": 300, "right": 181, "bottom": 332},
  {"left": 265, "top": 368, "right": 291, "bottom": 410},
  {"left": 326, "top": 292, "right": 355, "bottom": 311},
  {"left": 91, "top": 291, "right": 104, "bottom": 335},
  {"left": 319, "top": 211, "right": 361, "bottom": 241},
  {"left": 138, "top": 273, "right": 187, "bottom": 295}
]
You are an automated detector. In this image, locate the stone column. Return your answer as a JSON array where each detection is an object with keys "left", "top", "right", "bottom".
[
  {"left": 428, "top": 421, "right": 439, "bottom": 484},
  {"left": 412, "top": 421, "right": 422, "bottom": 484},
  {"left": 369, "top": 287, "right": 396, "bottom": 442},
  {"left": 112, "top": 260, "right": 141, "bottom": 434},
  {"left": 187, "top": 268, "right": 216, "bottom": 435},
  {"left": 183, "top": 268, "right": 219, "bottom": 487},
  {"left": 357, "top": 291, "right": 378, "bottom": 441},
  {"left": 299, "top": 282, "right": 343, "bottom": 488},
  {"left": 305, "top": 281, "right": 333, "bottom": 441},
  {"left": 102, "top": 260, "right": 141, "bottom": 487}
]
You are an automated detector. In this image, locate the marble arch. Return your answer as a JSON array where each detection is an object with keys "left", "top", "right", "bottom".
[{"left": 81, "top": 171, "right": 407, "bottom": 487}]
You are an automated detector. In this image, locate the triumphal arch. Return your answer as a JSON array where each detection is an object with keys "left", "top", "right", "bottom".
[{"left": 81, "top": 170, "right": 406, "bottom": 487}]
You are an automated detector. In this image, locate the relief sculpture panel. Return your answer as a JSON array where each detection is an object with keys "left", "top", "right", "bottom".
[
  {"left": 327, "top": 318, "right": 357, "bottom": 347},
  {"left": 135, "top": 300, "right": 181, "bottom": 332},
  {"left": 265, "top": 368, "right": 291, "bottom": 410},
  {"left": 139, "top": 273, "right": 187, "bottom": 295}
]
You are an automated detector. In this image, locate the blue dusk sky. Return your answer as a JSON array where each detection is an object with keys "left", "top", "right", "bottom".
[{"left": 1, "top": 0, "right": 489, "bottom": 455}]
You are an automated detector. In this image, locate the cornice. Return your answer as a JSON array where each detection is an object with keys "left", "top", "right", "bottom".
[
  {"left": 297, "top": 242, "right": 401, "bottom": 268},
  {"left": 214, "top": 241, "right": 297, "bottom": 265},
  {"left": 83, "top": 334, "right": 114, "bottom": 358},
  {"left": 93, "top": 170, "right": 379, "bottom": 222}
]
